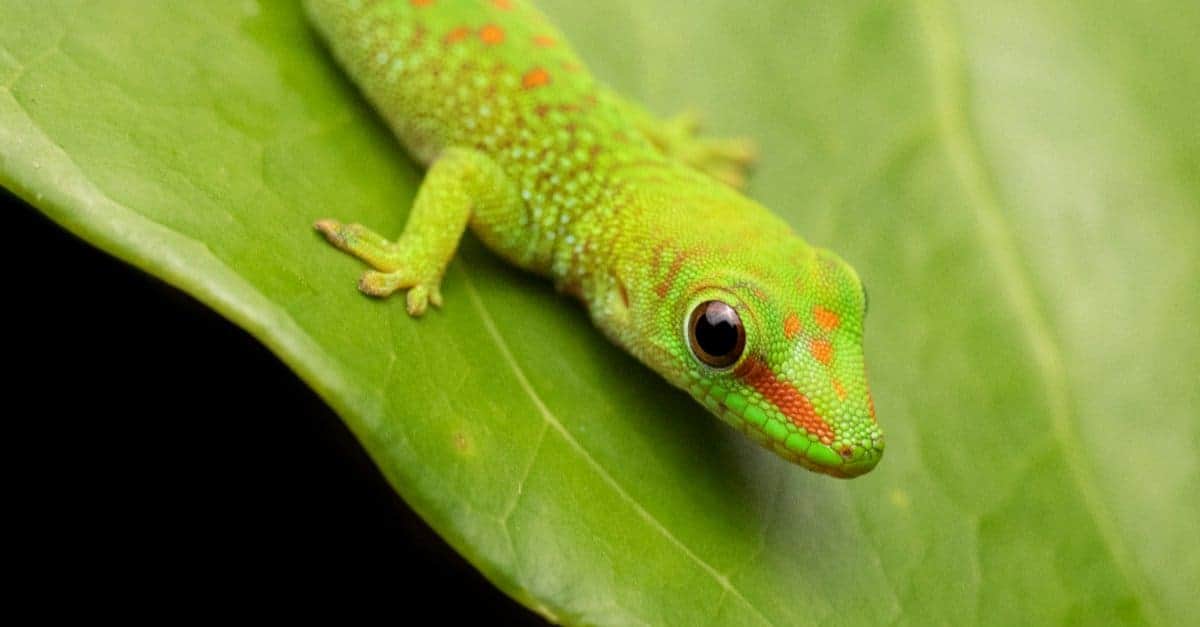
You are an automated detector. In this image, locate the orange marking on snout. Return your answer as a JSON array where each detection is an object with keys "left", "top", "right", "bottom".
[
  {"left": 810, "top": 338, "right": 834, "bottom": 365},
  {"left": 783, "top": 313, "right": 802, "bottom": 339},
  {"left": 411, "top": 0, "right": 434, "bottom": 7},
  {"left": 491, "top": 0, "right": 513, "bottom": 8},
  {"left": 522, "top": 67, "right": 551, "bottom": 88},
  {"left": 737, "top": 356, "right": 837, "bottom": 444},
  {"left": 479, "top": 24, "right": 505, "bottom": 44},
  {"left": 813, "top": 306, "right": 841, "bottom": 331},
  {"left": 832, "top": 378, "right": 847, "bottom": 400},
  {"left": 533, "top": 35, "right": 557, "bottom": 47},
  {"left": 443, "top": 27, "right": 470, "bottom": 44}
]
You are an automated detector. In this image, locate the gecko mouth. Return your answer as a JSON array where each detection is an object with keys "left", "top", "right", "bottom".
[{"left": 693, "top": 382, "right": 883, "bottom": 477}]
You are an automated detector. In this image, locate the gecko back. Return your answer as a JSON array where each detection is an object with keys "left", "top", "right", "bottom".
[{"left": 305, "top": 0, "right": 641, "bottom": 166}]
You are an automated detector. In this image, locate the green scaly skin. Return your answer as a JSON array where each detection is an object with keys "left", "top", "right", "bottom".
[{"left": 306, "top": 0, "right": 883, "bottom": 478}]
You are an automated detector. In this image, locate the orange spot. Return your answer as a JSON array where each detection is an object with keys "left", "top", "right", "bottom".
[
  {"left": 783, "top": 313, "right": 802, "bottom": 340},
  {"left": 491, "top": 0, "right": 513, "bottom": 8},
  {"left": 533, "top": 35, "right": 557, "bottom": 47},
  {"left": 479, "top": 24, "right": 505, "bottom": 44},
  {"left": 810, "top": 338, "right": 834, "bottom": 365},
  {"left": 411, "top": 0, "right": 434, "bottom": 6},
  {"left": 737, "top": 357, "right": 836, "bottom": 444},
  {"left": 813, "top": 306, "right": 841, "bottom": 331},
  {"left": 407, "top": 25, "right": 428, "bottom": 50},
  {"left": 868, "top": 392, "right": 877, "bottom": 422},
  {"left": 561, "top": 61, "right": 582, "bottom": 73},
  {"left": 443, "top": 26, "right": 470, "bottom": 44},
  {"left": 832, "top": 378, "right": 847, "bottom": 400},
  {"left": 522, "top": 67, "right": 551, "bottom": 89}
]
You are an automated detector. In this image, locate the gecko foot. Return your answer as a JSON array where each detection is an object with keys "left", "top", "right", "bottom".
[
  {"left": 315, "top": 219, "right": 443, "bottom": 316},
  {"left": 650, "top": 109, "right": 759, "bottom": 189}
]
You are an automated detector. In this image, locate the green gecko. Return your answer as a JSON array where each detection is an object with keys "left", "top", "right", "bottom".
[{"left": 306, "top": 0, "right": 883, "bottom": 478}]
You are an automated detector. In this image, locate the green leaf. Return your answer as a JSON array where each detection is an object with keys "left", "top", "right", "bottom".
[{"left": 3, "top": 1, "right": 1197, "bottom": 623}]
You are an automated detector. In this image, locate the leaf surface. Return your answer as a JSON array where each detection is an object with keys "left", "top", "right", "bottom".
[{"left": 2, "top": 1, "right": 1197, "bottom": 624}]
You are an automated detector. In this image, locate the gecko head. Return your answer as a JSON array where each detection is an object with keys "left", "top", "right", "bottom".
[{"left": 671, "top": 247, "right": 883, "bottom": 478}]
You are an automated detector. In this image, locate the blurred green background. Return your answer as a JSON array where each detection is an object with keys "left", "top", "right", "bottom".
[{"left": 2, "top": 1, "right": 1196, "bottom": 624}]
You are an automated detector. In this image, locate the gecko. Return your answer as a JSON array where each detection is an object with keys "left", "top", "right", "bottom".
[{"left": 306, "top": 0, "right": 883, "bottom": 478}]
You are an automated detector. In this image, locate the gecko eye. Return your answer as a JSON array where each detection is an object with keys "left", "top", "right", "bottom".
[{"left": 688, "top": 301, "right": 746, "bottom": 368}]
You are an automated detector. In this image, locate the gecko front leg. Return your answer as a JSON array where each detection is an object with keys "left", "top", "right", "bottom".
[{"left": 315, "top": 147, "right": 520, "bottom": 316}]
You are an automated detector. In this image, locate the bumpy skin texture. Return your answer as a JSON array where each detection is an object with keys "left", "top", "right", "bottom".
[{"left": 307, "top": 0, "right": 883, "bottom": 477}]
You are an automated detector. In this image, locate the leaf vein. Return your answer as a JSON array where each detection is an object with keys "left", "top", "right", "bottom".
[{"left": 457, "top": 261, "right": 775, "bottom": 627}]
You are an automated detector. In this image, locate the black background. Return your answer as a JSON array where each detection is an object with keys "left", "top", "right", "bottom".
[{"left": 7, "top": 188, "right": 545, "bottom": 622}]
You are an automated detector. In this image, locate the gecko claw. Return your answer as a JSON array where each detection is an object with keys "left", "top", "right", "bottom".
[
  {"left": 405, "top": 284, "right": 431, "bottom": 316},
  {"left": 314, "top": 218, "right": 346, "bottom": 245}
]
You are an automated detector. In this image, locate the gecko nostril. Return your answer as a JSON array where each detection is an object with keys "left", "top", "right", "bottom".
[{"left": 839, "top": 445, "right": 854, "bottom": 459}]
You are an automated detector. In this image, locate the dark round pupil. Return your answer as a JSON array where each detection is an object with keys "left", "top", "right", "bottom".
[{"left": 694, "top": 303, "right": 740, "bottom": 357}]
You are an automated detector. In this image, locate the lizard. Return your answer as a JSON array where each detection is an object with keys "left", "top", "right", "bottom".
[{"left": 305, "top": 0, "right": 883, "bottom": 478}]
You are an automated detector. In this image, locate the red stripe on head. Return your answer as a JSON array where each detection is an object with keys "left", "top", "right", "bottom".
[
  {"left": 736, "top": 356, "right": 836, "bottom": 444},
  {"left": 653, "top": 250, "right": 691, "bottom": 298}
]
